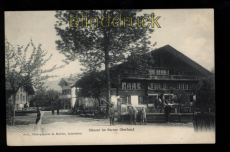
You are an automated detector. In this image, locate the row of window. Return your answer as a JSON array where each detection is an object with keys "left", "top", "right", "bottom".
[
  {"left": 18, "top": 87, "right": 25, "bottom": 93},
  {"left": 149, "top": 69, "right": 169, "bottom": 75},
  {"left": 122, "top": 82, "right": 192, "bottom": 90},
  {"left": 123, "top": 69, "right": 170, "bottom": 75},
  {"left": 122, "top": 82, "right": 141, "bottom": 90},
  {"left": 62, "top": 89, "right": 71, "bottom": 95},
  {"left": 176, "top": 83, "right": 191, "bottom": 90},
  {"left": 149, "top": 83, "right": 174, "bottom": 90},
  {"left": 122, "top": 96, "right": 156, "bottom": 105},
  {"left": 149, "top": 83, "right": 191, "bottom": 90},
  {"left": 16, "top": 95, "right": 26, "bottom": 102},
  {"left": 124, "top": 94, "right": 194, "bottom": 105},
  {"left": 123, "top": 69, "right": 194, "bottom": 76},
  {"left": 122, "top": 96, "right": 157, "bottom": 105}
]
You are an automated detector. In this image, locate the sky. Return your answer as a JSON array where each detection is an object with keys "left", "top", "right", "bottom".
[{"left": 5, "top": 9, "right": 214, "bottom": 81}]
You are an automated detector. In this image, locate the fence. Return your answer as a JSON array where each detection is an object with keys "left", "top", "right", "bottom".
[
  {"left": 193, "top": 113, "right": 215, "bottom": 132},
  {"left": 146, "top": 113, "right": 194, "bottom": 123}
]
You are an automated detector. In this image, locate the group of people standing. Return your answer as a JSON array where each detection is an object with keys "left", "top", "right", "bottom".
[
  {"left": 109, "top": 103, "right": 147, "bottom": 126},
  {"left": 50, "top": 101, "right": 62, "bottom": 115},
  {"left": 109, "top": 100, "right": 173, "bottom": 126},
  {"left": 128, "top": 106, "right": 147, "bottom": 125}
]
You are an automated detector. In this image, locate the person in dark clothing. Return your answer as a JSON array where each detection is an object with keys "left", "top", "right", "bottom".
[
  {"left": 133, "top": 106, "right": 138, "bottom": 125},
  {"left": 109, "top": 103, "right": 117, "bottom": 126},
  {"left": 36, "top": 109, "right": 41, "bottom": 124},
  {"left": 24, "top": 103, "right": 28, "bottom": 108},
  {"left": 51, "top": 102, "right": 54, "bottom": 115},
  {"left": 129, "top": 106, "right": 134, "bottom": 124},
  {"left": 57, "top": 100, "right": 61, "bottom": 115},
  {"left": 164, "top": 102, "right": 172, "bottom": 123}
]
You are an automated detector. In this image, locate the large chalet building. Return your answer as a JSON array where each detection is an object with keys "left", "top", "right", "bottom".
[
  {"left": 109, "top": 45, "right": 211, "bottom": 108},
  {"left": 74, "top": 45, "right": 211, "bottom": 112}
]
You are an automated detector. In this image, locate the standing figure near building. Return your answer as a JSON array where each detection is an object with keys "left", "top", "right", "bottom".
[
  {"left": 109, "top": 103, "right": 117, "bottom": 126},
  {"left": 128, "top": 106, "right": 134, "bottom": 124},
  {"left": 133, "top": 106, "right": 138, "bottom": 125},
  {"left": 24, "top": 102, "right": 28, "bottom": 108},
  {"left": 36, "top": 109, "right": 41, "bottom": 124},
  {"left": 141, "top": 107, "right": 147, "bottom": 125},
  {"left": 51, "top": 101, "right": 54, "bottom": 115},
  {"left": 158, "top": 98, "right": 163, "bottom": 113},
  {"left": 164, "top": 101, "right": 172, "bottom": 123},
  {"left": 57, "top": 100, "right": 61, "bottom": 115},
  {"left": 159, "top": 98, "right": 162, "bottom": 105}
]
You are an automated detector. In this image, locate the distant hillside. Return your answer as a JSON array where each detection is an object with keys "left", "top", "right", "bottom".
[
  {"left": 43, "top": 73, "right": 80, "bottom": 91},
  {"left": 44, "top": 79, "right": 62, "bottom": 92}
]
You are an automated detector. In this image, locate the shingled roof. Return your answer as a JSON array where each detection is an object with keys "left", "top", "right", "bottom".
[
  {"left": 110, "top": 45, "right": 211, "bottom": 76},
  {"left": 75, "top": 44, "right": 212, "bottom": 87},
  {"left": 58, "top": 78, "right": 77, "bottom": 87},
  {"left": 5, "top": 80, "right": 35, "bottom": 95},
  {"left": 150, "top": 45, "right": 212, "bottom": 76}
]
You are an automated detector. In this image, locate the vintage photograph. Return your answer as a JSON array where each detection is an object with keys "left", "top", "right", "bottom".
[{"left": 5, "top": 9, "right": 215, "bottom": 145}]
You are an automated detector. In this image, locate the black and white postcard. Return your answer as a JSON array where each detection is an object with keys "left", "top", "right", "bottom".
[{"left": 5, "top": 9, "right": 215, "bottom": 145}]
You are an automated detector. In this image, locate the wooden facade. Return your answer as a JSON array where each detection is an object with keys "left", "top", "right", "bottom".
[
  {"left": 110, "top": 45, "right": 211, "bottom": 107},
  {"left": 58, "top": 78, "right": 77, "bottom": 109},
  {"left": 6, "top": 82, "right": 35, "bottom": 110}
]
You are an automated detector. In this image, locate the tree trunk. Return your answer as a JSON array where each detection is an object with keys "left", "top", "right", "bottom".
[
  {"left": 103, "top": 10, "right": 110, "bottom": 119},
  {"left": 97, "top": 98, "right": 101, "bottom": 107},
  {"left": 105, "top": 51, "right": 110, "bottom": 119},
  {"left": 12, "top": 93, "right": 16, "bottom": 126}
]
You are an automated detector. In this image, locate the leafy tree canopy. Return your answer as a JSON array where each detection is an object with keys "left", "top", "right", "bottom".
[
  {"left": 55, "top": 10, "right": 155, "bottom": 71},
  {"left": 195, "top": 71, "right": 215, "bottom": 112},
  {"left": 55, "top": 10, "right": 157, "bottom": 117}
]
